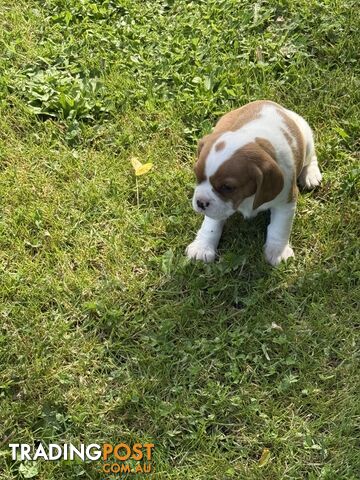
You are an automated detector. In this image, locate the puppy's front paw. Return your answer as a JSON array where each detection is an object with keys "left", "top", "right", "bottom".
[
  {"left": 265, "top": 243, "right": 294, "bottom": 266},
  {"left": 186, "top": 241, "right": 216, "bottom": 263}
]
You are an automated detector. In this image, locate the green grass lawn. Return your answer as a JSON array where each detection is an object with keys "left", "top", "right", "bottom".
[{"left": 0, "top": 0, "right": 359, "bottom": 478}]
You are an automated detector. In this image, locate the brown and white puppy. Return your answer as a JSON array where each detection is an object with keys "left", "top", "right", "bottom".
[{"left": 186, "top": 100, "right": 322, "bottom": 265}]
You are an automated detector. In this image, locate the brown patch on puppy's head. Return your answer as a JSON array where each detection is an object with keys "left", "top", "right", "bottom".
[
  {"left": 210, "top": 141, "right": 284, "bottom": 210},
  {"left": 194, "top": 132, "right": 222, "bottom": 183},
  {"left": 215, "top": 141, "right": 226, "bottom": 152},
  {"left": 193, "top": 101, "right": 281, "bottom": 187}
]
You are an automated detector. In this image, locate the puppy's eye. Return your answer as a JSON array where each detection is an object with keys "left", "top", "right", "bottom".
[{"left": 218, "top": 183, "right": 235, "bottom": 193}]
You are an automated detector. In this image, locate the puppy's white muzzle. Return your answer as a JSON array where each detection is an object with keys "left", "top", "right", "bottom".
[{"left": 192, "top": 182, "right": 235, "bottom": 220}]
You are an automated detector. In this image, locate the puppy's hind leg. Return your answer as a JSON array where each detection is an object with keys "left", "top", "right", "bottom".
[{"left": 298, "top": 130, "right": 322, "bottom": 189}]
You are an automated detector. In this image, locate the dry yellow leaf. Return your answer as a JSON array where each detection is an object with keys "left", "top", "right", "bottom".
[
  {"left": 135, "top": 163, "right": 153, "bottom": 176},
  {"left": 130, "top": 157, "right": 153, "bottom": 176},
  {"left": 258, "top": 448, "right": 270, "bottom": 467},
  {"left": 130, "top": 157, "right": 142, "bottom": 170}
]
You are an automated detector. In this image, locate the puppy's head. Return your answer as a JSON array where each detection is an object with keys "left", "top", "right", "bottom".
[{"left": 192, "top": 135, "right": 284, "bottom": 220}]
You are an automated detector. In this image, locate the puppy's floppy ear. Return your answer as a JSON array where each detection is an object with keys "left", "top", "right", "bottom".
[{"left": 253, "top": 152, "right": 284, "bottom": 209}]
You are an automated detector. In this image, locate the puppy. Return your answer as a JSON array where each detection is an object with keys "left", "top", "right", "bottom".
[{"left": 186, "top": 100, "right": 322, "bottom": 266}]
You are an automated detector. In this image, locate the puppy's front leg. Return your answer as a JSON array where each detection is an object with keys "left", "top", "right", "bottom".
[
  {"left": 186, "top": 216, "right": 225, "bottom": 263},
  {"left": 264, "top": 203, "right": 296, "bottom": 266}
]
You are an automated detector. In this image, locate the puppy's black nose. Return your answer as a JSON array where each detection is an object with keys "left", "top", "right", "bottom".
[{"left": 197, "top": 199, "right": 210, "bottom": 210}]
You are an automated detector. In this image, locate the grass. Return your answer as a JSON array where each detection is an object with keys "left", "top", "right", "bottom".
[{"left": 0, "top": 0, "right": 359, "bottom": 478}]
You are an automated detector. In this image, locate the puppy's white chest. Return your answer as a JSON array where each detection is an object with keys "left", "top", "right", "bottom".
[{"left": 237, "top": 195, "right": 257, "bottom": 219}]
